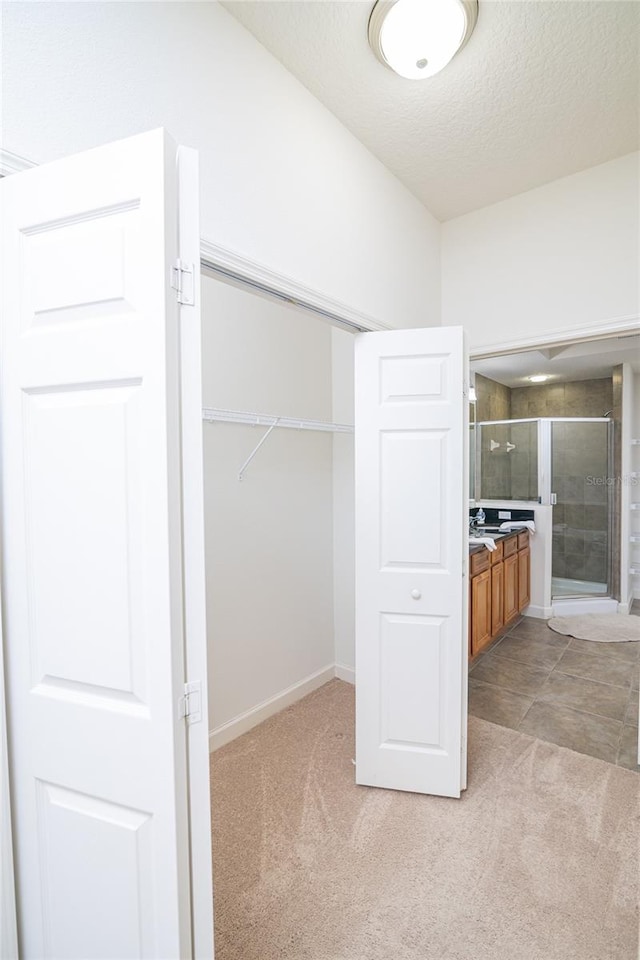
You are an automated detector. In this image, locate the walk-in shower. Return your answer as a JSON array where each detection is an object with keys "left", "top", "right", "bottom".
[{"left": 474, "top": 418, "right": 612, "bottom": 600}]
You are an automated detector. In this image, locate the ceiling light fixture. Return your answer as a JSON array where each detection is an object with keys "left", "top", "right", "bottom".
[
  {"left": 368, "top": 0, "right": 478, "bottom": 80},
  {"left": 528, "top": 375, "right": 549, "bottom": 383}
]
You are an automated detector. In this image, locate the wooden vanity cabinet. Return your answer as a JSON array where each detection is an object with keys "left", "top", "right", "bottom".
[{"left": 469, "top": 530, "right": 530, "bottom": 659}]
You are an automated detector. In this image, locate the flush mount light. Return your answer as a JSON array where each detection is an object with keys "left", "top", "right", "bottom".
[
  {"left": 368, "top": 0, "right": 478, "bottom": 80},
  {"left": 528, "top": 375, "right": 549, "bottom": 383}
]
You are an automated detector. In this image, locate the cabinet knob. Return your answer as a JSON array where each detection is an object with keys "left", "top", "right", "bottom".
[{"left": 411, "top": 589, "right": 421, "bottom": 600}]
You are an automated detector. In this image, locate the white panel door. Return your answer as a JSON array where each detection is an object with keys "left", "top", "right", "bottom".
[
  {"left": 355, "top": 327, "right": 468, "bottom": 798},
  {"left": 0, "top": 130, "right": 209, "bottom": 958}
]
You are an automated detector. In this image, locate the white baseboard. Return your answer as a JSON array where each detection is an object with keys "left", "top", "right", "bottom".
[
  {"left": 618, "top": 601, "right": 631, "bottom": 615},
  {"left": 209, "top": 663, "right": 335, "bottom": 752},
  {"left": 334, "top": 663, "right": 355, "bottom": 685},
  {"left": 552, "top": 597, "right": 619, "bottom": 616},
  {"left": 522, "top": 604, "right": 553, "bottom": 620}
]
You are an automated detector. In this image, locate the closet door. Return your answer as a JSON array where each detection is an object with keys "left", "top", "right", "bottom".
[
  {"left": 355, "top": 327, "right": 468, "bottom": 797},
  {"left": 0, "top": 129, "right": 212, "bottom": 958}
]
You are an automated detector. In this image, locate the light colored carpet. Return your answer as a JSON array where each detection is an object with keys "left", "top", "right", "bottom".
[
  {"left": 549, "top": 614, "right": 640, "bottom": 642},
  {"left": 210, "top": 679, "right": 639, "bottom": 960}
]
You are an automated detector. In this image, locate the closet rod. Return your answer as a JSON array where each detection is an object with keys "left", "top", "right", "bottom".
[
  {"left": 199, "top": 257, "right": 369, "bottom": 335},
  {"left": 202, "top": 407, "right": 354, "bottom": 434}
]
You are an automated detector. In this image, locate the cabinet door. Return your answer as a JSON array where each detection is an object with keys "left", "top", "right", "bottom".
[
  {"left": 518, "top": 547, "right": 530, "bottom": 611},
  {"left": 504, "top": 553, "right": 519, "bottom": 623},
  {"left": 491, "top": 562, "right": 504, "bottom": 636},
  {"left": 471, "top": 569, "right": 491, "bottom": 657}
]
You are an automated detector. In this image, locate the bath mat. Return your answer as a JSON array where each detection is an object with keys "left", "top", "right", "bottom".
[{"left": 548, "top": 614, "right": 640, "bottom": 643}]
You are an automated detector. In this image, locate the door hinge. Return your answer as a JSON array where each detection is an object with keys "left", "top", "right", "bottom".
[
  {"left": 179, "top": 680, "right": 202, "bottom": 724},
  {"left": 170, "top": 259, "right": 195, "bottom": 306}
]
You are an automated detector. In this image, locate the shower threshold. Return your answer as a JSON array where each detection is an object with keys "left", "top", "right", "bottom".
[{"left": 552, "top": 576, "right": 609, "bottom": 599}]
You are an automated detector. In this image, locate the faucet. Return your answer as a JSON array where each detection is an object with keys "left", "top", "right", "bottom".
[{"left": 469, "top": 508, "right": 486, "bottom": 534}]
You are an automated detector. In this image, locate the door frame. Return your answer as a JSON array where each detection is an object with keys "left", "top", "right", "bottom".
[{"left": 2, "top": 145, "right": 638, "bottom": 952}]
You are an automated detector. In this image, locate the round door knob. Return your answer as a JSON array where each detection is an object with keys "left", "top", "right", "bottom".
[{"left": 411, "top": 589, "right": 421, "bottom": 600}]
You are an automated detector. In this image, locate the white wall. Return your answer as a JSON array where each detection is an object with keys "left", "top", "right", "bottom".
[
  {"left": 2, "top": 1, "right": 440, "bottom": 330},
  {"left": 201, "top": 277, "right": 335, "bottom": 741},
  {"left": 442, "top": 154, "right": 640, "bottom": 351}
]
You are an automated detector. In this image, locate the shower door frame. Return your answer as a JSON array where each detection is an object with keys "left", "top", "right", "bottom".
[
  {"left": 542, "top": 417, "right": 614, "bottom": 601},
  {"left": 475, "top": 418, "right": 541, "bottom": 505},
  {"left": 475, "top": 416, "right": 614, "bottom": 601}
]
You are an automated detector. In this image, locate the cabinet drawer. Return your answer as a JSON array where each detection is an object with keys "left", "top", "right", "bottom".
[
  {"left": 470, "top": 549, "right": 490, "bottom": 576},
  {"left": 490, "top": 540, "right": 504, "bottom": 564},
  {"left": 517, "top": 531, "right": 529, "bottom": 550},
  {"left": 503, "top": 536, "right": 518, "bottom": 558}
]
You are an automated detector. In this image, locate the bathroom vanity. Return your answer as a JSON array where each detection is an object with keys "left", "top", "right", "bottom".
[{"left": 469, "top": 529, "right": 530, "bottom": 659}]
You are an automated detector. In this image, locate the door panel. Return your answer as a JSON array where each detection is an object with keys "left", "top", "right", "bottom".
[
  {"left": 355, "top": 327, "right": 468, "bottom": 798},
  {"left": 1, "top": 130, "right": 201, "bottom": 958}
]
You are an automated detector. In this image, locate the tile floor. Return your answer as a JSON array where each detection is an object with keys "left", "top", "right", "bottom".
[{"left": 469, "top": 608, "right": 639, "bottom": 772}]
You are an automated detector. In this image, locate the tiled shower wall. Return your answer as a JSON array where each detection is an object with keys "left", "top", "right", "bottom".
[
  {"left": 475, "top": 373, "right": 511, "bottom": 421},
  {"left": 511, "top": 378, "right": 613, "bottom": 419},
  {"left": 479, "top": 421, "right": 538, "bottom": 501}
]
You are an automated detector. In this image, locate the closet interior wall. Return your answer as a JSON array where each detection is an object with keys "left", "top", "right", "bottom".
[{"left": 201, "top": 275, "right": 355, "bottom": 747}]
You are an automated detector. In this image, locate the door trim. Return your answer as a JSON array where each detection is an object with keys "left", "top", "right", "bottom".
[{"left": 469, "top": 314, "right": 640, "bottom": 360}]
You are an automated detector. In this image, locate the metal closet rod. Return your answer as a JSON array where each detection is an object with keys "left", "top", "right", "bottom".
[
  {"left": 200, "top": 257, "right": 369, "bottom": 334},
  {"left": 202, "top": 407, "right": 354, "bottom": 481}
]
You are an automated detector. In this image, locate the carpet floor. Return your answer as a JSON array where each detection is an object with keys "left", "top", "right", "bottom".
[{"left": 210, "top": 679, "right": 639, "bottom": 960}]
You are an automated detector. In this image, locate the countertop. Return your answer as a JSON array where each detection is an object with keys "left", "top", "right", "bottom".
[{"left": 468, "top": 528, "right": 521, "bottom": 554}]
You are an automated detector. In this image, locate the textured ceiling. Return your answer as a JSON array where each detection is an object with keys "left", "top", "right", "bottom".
[{"left": 223, "top": 0, "right": 640, "bottom": 221}]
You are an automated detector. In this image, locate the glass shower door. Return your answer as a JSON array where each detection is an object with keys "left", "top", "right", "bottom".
[{"left": 550, "top": 419, "right": 611, "bottom": 598}]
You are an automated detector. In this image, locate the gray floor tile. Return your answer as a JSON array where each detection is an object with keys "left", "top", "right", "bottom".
[
  {"left": 617, "top": 724, "right": 639, "bottom": 772},
  {"left": 470, "top": 653, "right": 551, "bottom": 697},
  {"left": 506, "top": 618, "right": 568, "bottom": 645},
  {"left": 538, "top": 672, "right": 629, "bottom": 722},
  {"left": 519, "top": 701, "right": 623, "bottom": 763},
  {"left": 492, "top": 634, "right": 567, "bottom": 670},
  {"left": 568, "top": 637, "right": 640, "bottom": 663},
  {"left": 469, "top": 613, "right": 640, "bottom": 769},
  {"left": 468, "top": 679, "right": 534, "bottom": 731},
  {"left": 554, "top": 648, "right": 636, "bottom": 689}
]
